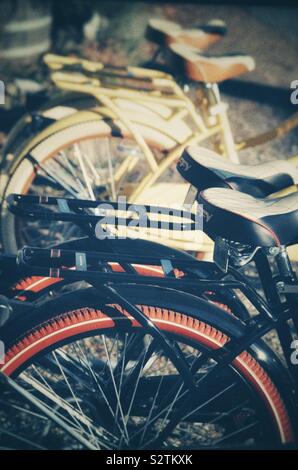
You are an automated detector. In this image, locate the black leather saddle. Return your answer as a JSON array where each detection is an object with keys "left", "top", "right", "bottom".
[
  {"left": 177, "top": 145, "right": 298, "bottom": 198},
  {"left": 198, "top": 187, "right": 298, "bottom": 247}
]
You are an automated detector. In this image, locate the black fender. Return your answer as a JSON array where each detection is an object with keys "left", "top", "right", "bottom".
[{"left": 0, "top": 284, "right": 262, "bottom": 347}]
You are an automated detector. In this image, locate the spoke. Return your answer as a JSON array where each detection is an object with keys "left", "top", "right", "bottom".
[
  {"left": 22, "top": 370, "right": 116, "bottom": 449},
  {"left": 22, "top": 371, "right": 94, "bottom": 431},
  {"left": 30, "top": 362, "right": 97, "bottom": 435},
  {"left": 79, "top": 145, "right": 102, "bottom": 185},
  {"left": 71, "top": 338, "right": 129, "bottom": 445},
  {"left": 32, "top": 171, "right": 61, "bottom": 188},
  {"left": 36, "top": 160, "right": 81, "bottom": 198},
  {"left": 119, "top": 338, "right": 153, "bottom": 445},
  {"left": 139, "top": 348, "right": 201, "bottom": 446},
  {"left": 131, "top": 347, "right": 200, "bottom": 444},
  {"left": 31, "top": 363, "right": 59, "bottom": 396},
  {"left": 9, "top": 323, "right": 264, "bottom": 450},
  {"left": 183, "top": 382, "right": 237, "bottom": 421},
  {"left": 115, "top": 333, "right": 128, "bottom": 423},
  {"left": 69, "top": 339, "right": 131, "bottom": 448},
  {"left": 59, "top": 150, "right": 89, "bottom": 198},
  {"left": 110, "top": 333, "right": 142, "bottom": 380},
  {"left": 150, "top": 382, "right": 237, "bottom": 449},
  {"left": 20, "top": 375, "right": 91, "bottom": 433},
  {"left": 140, "top": 380, "right": 185, "bottom": 449},
  {"left": 138, "top": 358, "right": 237, "bottom": 449},
  {"left": 208, "top": 400, "right": 250, "bottom": 426},
  {"left": 3, "top": 374, "right": 98, "bottom": 450},
  {"left": 73, "top": 143, "right": 96, "bottom": 200},
  {"left": 50, "top": 159, "right": 88, "bottom": 197},
  {"left": 0, "top": 427, "right": 46, "bottom": 450},
  {"left": 102, "top": 335, "right": 130, "bottom": 444},
  {"left": 213, "top": 421, "right": 259, "bottom": 446},
  {"left": 0, "top": 396, "right": 48, "bottom": 421},
  {"left": 52, "top": 351, "right": 96, "bottom": 442},
  {"left": 104, "top": 138, "right": 116, "bottom": 200},
  {"left": 139, "top": 374, "right": 165, "bottom": 446}
]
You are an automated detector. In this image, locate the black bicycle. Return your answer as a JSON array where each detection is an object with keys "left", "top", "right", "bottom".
[{"left": 1, "top": 174, "right": 298, "bottom": 448}]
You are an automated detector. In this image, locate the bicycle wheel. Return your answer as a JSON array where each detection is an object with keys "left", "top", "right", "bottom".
[
  {"left": 1, "top": 117, "right": 160, "bottom": 253},
  {"left": 0, "top": 286, "right": 294, "bottom": 449}
]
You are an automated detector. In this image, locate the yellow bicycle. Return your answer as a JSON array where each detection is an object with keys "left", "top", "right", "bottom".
[{"left": 1, "top": 34, "right": 297, "bottom": 255}]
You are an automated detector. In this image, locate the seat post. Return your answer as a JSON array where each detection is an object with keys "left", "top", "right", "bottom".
[
  {"left": 273, "top": 246, "right": 297, "bottom": 283},
  {"left": 203, "top": 82, "right": 240, "bottom": 164}
]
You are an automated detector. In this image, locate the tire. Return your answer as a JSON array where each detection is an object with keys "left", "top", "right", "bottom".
[{"left": 0, "top": 286, "right": 295, "bottom": 449}]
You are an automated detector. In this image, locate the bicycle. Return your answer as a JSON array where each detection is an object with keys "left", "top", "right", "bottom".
[
  {"left": 0, "top": 191, "right": 249, "bottom": 323},
  {"left": 1, "top": 183, "right": 298, "bottom": 448},
  {"left": 2, "top": 141, "right": 298, "bottom": 304},
  {"left": 1, "top": 19, "right": 297, "bottom": 254},
  {"left": 0, "top": 17, "right": 227, "bottom": 158},
  {"left": 0, "top": 189, "right": 254, "bottom": 448}
]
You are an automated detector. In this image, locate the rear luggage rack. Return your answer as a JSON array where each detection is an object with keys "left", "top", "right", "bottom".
[{"left": 17, "top": 245, "right": 231, "bottom": 291}]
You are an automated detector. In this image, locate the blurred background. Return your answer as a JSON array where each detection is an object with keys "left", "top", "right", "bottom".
[{"left": 0, "top": 0, "right": 297, "bottom": 162}]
